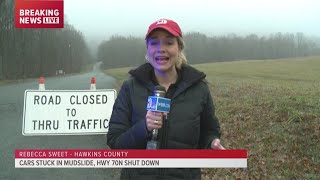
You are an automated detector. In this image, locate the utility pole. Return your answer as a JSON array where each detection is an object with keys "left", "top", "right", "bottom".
[{"left": 69, "top": 43, "right": 72, "bottom": 73}]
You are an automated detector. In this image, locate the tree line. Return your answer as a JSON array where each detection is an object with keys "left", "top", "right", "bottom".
[
  {"left": 98, "top": 32, "right": 319, "bottom": 69},
  {"left": 0, "top": 0, "right": 92, "bottom": 80},
  {"left": 1, "top": 0, "right": 319, "bottom": 79}
]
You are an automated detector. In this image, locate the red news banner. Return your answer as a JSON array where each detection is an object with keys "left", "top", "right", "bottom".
[
  {"left": 15, "top": 0, "right": 64, "bottom": 28},
  {"left": 15, "top": 150, "right": 247, "bottom": 168}
]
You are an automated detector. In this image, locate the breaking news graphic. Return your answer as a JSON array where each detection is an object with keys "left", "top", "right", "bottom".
[{"left": 15, "top": 0, "right": 64, "bottom": 28}]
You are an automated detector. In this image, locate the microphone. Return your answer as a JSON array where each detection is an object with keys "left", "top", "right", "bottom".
[{"left": 146, "top": 85, "right": 170, "bottom": 149}]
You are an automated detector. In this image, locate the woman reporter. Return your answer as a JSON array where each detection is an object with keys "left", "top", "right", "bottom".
[{"left": 107, "top": 18, "right": 224, "bottom": 180}]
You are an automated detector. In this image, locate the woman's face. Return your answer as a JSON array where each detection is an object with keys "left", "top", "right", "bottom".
[{"left": 146, "top": 29, "right": 180, "bottom": 74}]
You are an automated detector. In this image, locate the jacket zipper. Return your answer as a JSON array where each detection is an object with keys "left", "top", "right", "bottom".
[{"left": 159, "top": 113, "right": 169, "bottom": 177}]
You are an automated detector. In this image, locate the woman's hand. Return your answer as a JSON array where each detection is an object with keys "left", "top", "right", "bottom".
[
  {"left": 211, "top": 138, "right": 225, "bottom": 150},
  {"left": 146, "top": 110, "right": 164, "bottom": 132}
]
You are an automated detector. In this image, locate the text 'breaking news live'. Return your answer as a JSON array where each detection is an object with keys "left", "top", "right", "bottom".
[{"left": 15, "top": 0, "right": 64, "bottom": 28}]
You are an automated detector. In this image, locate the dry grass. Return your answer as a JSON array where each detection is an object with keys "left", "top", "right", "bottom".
[
  {"left": 105, "top": 56, "right": 320, "bottom": 179},
  {"left": 0, "top": 79, "right": 16, "bottom": 85}
]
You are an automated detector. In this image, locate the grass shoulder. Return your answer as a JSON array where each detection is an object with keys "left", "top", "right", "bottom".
[{"left": 104, "top": 56, "right": 320, "bottom": 179}]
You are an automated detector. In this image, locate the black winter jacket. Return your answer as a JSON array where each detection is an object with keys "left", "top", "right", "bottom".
[{"left": 107, "top": 63, "right": 221, "bottom": 180}]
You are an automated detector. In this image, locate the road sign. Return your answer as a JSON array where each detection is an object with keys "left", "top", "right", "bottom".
[{"left": 22, "top": 90, "right": 116, "bottom": 136}]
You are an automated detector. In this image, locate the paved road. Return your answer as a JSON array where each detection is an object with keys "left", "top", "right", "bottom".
[{"left": 0, "top": 64, "right": 121, "bottom": 180}]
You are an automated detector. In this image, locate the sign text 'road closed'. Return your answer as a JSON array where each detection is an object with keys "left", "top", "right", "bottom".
[{"left": 22, "top": 90, "right": 116, "bottom": 136}]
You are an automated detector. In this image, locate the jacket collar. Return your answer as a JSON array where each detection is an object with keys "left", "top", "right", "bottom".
[{"left": 129, "top": 63, "right": 206, "bottom": 98}]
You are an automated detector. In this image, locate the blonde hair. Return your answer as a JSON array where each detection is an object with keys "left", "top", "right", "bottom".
[
  {"left": 176, "top": 37, "right": 188, "bottom": 69},
  {"left": 145, "top": 36, "right": 188, "bottom": 69}
]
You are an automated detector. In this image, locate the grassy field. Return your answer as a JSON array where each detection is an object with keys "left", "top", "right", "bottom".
[{"left": 105, "top": 56, "right": 320, "bottom": 179}]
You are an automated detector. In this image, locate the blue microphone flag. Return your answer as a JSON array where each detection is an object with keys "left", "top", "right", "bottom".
[{"left": 146, "top": 96, "right": 171, "bottom": 113}]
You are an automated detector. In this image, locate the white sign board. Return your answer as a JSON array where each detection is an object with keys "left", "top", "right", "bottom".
[{"left": 22, "top": 90, "right": 116, "bottom": 136}]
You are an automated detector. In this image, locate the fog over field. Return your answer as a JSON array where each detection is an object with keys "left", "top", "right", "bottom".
[{"left": 63, "top": 0, "right": 320, "bottom": 50}]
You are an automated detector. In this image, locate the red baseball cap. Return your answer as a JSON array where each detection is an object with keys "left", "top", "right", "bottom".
[{"left": 145, "top": 19, "right": 182, "bottom": 39}]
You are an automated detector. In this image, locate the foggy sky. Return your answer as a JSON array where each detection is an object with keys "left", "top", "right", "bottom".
[{"left": 64, "top": 0, "right": 320, "bottom": 41}]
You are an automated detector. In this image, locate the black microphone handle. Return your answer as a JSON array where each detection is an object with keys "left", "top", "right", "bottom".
[
  {"left": 151, "top": 85, "right": 166, "bottom": 140},
  {"left": 146, "top": 85, "right": 166, "bottom": 149}
]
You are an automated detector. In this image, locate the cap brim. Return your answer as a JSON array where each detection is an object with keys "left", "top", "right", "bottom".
[{"left": 145, "top": 26, "right": 180, "bottom": 39}]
